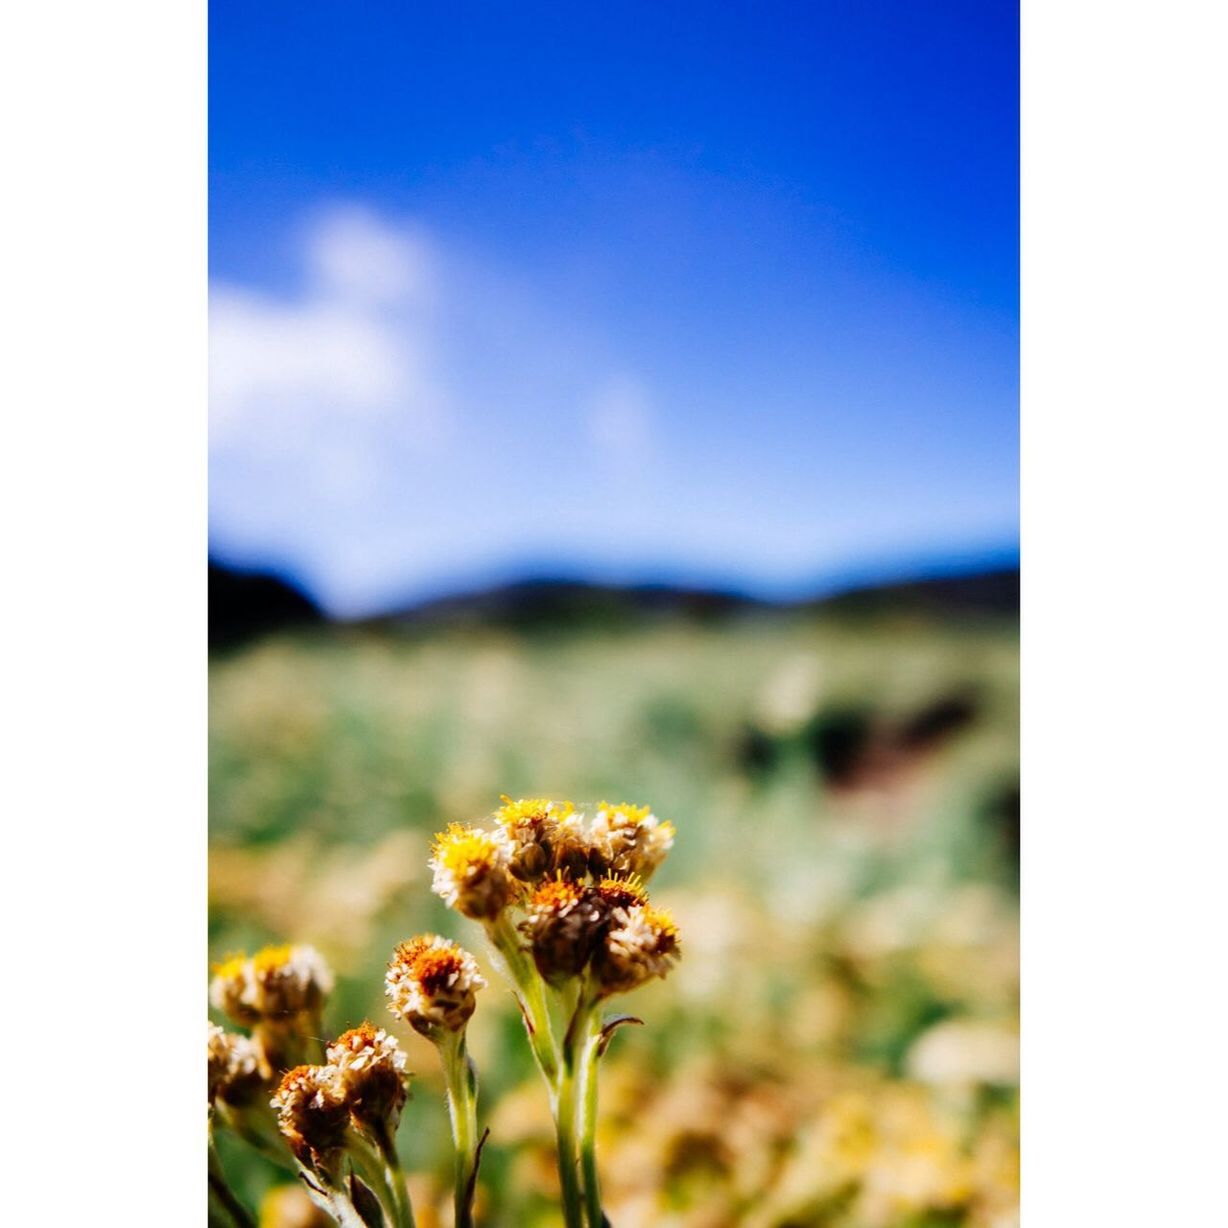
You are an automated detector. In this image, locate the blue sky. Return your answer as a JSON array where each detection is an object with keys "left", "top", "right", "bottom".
[{"left": 210, "top": 1, "right": 1018, "bottom": 617}]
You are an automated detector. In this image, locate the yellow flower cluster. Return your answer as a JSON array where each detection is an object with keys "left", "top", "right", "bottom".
[{"left": 430, "top": 798, "right": 681, "bottom": 1000}]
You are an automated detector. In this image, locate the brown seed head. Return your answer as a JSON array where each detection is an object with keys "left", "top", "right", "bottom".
[
  {"left": 521, "top": 877, "right": 602, "bottom": 985},
  {"left": 325, "top": 1022, "right": 409, "bottom": 1140},
  {"left": 593, "top": 903, "right": 681, "bottom": 997},
  {"left": 270, "top": 1065, "right": 348, "bottom": 1171}
]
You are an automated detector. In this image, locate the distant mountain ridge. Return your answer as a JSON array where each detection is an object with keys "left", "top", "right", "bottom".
[
  {"left": 367, "top": 566, "right": 1019, "bottom": 632},
  {"left": 209, "top": 558, "right": 1019, "bottom": 648},
  {"left": 209, "top": 560, "right": 323, "bottom": 649}
]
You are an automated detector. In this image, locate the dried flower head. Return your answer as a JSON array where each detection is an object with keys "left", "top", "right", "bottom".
[
  {"left": 271, "top": 1064, "right": 349, "bottom": 1171},
  {"left": 210, "top": 944, "right": 334, "bottom": 1028},
  {"left": 589, "top": 802, "right": 676, "bottom": 880},
  {"left": 495, "top": 796, "right": 576, "bottom": 882},
  {"left": 430, "top": 824, "right": 517, "bottom": 920},
  {"left": 594, "top": 903, "right": 681, "bottom": 996},
  {"left": 386, "top": 935, "right": 485, "bottom": 1036},
  {"left": 326, "top": 1022, "right": 409, "bottom": 1139},
  {"left": 554, "top": 808, "right": 598, "bottom": 879},
  {"left": 521, "top": 877, "right": 603, "bottom": 985},
  {"left": 592, "top": 874, "right": 649, "bottom": 913},
  {"left": 208, "top": 1021, "right": 266, "bottom": 1107}
]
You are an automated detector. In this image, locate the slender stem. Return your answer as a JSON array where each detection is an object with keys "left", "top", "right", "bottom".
[
  {"left": 348, "top": 1131, "right": 415, "bottom": 1228},
  {"left": 555, "top": 1046, "right": 585, "bottom": 1228},
  {"left": 485, "top": 912, "right": 559, "bottom": 1084},
  {"left": 577, "top": 1004, "right": 605, "bottom": 1228},
  {"left": 559, "top": 985, "right": 604, "bottom": 1228},
  {"left": 440, "top": 1029, "right": 479, "bottom": 1228},
  {"left": 382, "top": 1148, "right": 417, "bottom": 1228}
]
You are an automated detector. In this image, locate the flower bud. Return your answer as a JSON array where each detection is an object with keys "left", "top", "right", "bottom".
[
  {"left": 521, "top": 878, "right": 602, "bottom": 985},
  {"left": 386, "top": 935, "right": 485, "bottom": 1037},
  {"left": 326, "top": 1022, "right": 409, "bottom": 1143},
  {"left": 495, "top": 796, "right": 575, "bottom": 883},
  {"left": 430, "top": 825, "right": 517, "bottom": 920},
  {"left": 209, "top": 945, "right": 333, "bottom": 1029},
  {"left": 589, "top": 802, "right": 675, "bottom": 880},
  {"left": 208, "top": 1021, "right": 267, "bottom": 1108},
  {"left": 593, "top": 903, "right": 681, "bottom": 997},
  {"left": 271, "top": 1065, "right": 348, "bottom": 1172}
]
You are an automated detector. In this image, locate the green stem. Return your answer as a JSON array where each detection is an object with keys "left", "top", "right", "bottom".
[
  {"left": 559, "top": 985, "right": 604, "bottom": 1228},
  {"left": 577, "top": 1005, "right": 605, "bottom": 1228},
  {"left": 440, "top": 1029, "right": 479, "bottom": 1228},
  {"left": 382, "top": 1149, "right": 417, "bottom": 1228},
  {"left": 348, "top": 1131, "right": 415, "bottom": 1228},
  {"left": 555, "top": 1047, "right": 585, "bottom": 1228},
  {"left": 485, "top": 913, "right": 559, "bottom": 1084}
]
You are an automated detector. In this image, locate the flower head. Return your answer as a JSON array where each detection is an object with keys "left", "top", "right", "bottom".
[
  {"left": 386, "top": 935, "right": 485, "bottom": 1036},
  {"left": 589, "top": 802, "right": 675, "bottom": 880},
  {"left": 553, "top": 808, "right": 598, "bottom": 878},
  {"left": 208, "top": 1021, "right": 266, "bottom": 1107},
  {"left": 326, "top": 1022, "right": 409, "bottom": 1140},
  {"left": 430, "top": 824, "right": 516, "bottom": 919},
  {"left": 210, "top": 944, "right": 333, "bottom": 1028},
  {"left": 594, "top": 903, "right": 681, "bottom": 996},
  {"left": 271, "top": 1064, "right": 349, "bottom": 1171},
  {"left": 520, "top": 877, "right": 603, "bottom": 985},
  {"left": 592, "top": 874, "right": 649, "bottom": 913},
  {"left": 495, "top": 796, "right": 576, "bottom": 882}
]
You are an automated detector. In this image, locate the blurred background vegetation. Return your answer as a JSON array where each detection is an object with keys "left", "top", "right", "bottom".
[{"left": 209, "top": 570, "right": 1018, "bottom": 1228}]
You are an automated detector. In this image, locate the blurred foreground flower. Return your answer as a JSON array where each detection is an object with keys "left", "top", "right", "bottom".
[{"left": 211, "top": 943, "right": 332, "bottom": 1073}]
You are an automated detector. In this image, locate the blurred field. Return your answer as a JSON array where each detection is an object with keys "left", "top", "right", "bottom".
[{"left": 209, "top": 608, "right": 1019, "bottom": 1228}]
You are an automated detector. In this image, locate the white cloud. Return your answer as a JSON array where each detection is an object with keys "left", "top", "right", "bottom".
[
  {"left": 209, "top": 203, "right": 665, "bottom": 612},
  {"left": 306, "top": 205, "right": 434, "bottom": 305},
  {"left": 209, "top": 207, "right": 446, "bottom": 450}
]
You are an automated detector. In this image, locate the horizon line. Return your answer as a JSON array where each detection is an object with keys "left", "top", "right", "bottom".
[{"left": 209, "top": 538, "right": 1020, "bottom": 620}]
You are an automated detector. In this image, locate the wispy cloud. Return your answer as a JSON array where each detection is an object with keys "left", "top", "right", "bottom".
[
  {"left": 209, "top": 205, "right": 660, "bottom": 611},
  {"left": 210, "top": 208, "right": 448, "bottom": 459}
]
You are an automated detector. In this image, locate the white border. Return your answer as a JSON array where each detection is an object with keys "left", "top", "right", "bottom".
[
  {"left": 1023, "top": 0, "right": 1226, "bottom": 1220},
  {"left": 0, "top": 0, "right": 206, "bottom": 1217},
  {"left": 2, "top": 0, "right": 1226, "bottom": 1220}
]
